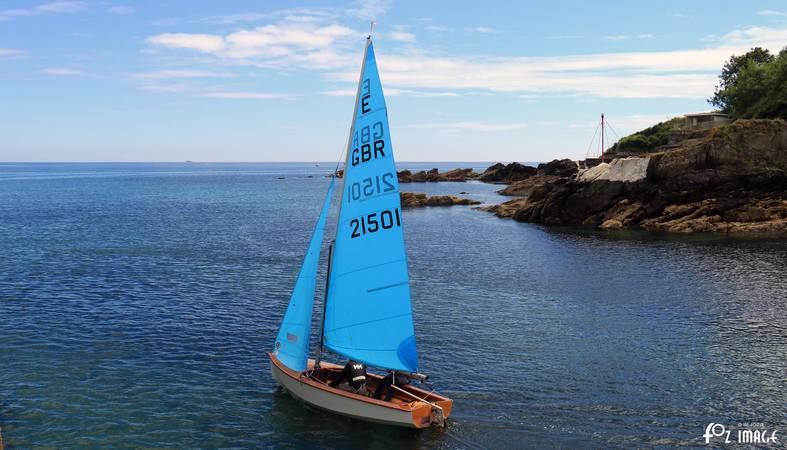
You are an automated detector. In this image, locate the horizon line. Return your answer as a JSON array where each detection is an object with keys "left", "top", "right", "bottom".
[{"left": 0, "top": 160, "right": 535, "bottom": 164}]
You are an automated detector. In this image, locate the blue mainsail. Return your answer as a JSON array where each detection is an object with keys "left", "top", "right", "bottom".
[
  {"left": 273, "top": 176, "right": 336, "bottom": 372},
  {"left": 323, "top": 39, "right": 419, "bottom": 373}
]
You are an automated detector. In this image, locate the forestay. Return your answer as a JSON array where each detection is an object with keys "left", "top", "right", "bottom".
[
  {"left": 273, "top": 176, "right": 336, "bottom": 372},
  {"left": 323, "top": 39, "right": 419, "bottom": 373}
]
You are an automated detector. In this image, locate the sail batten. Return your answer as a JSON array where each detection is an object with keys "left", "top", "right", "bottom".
[
  {"left": 323, "top": 39, "right": 419, "bottom": 373},
  {"left": 273, "top": 176, "right": 336, "bottom": 372}
]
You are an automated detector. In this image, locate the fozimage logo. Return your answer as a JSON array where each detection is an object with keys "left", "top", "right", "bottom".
[{"left": 703, "top": 423, "right": 779, "bottom": 445}]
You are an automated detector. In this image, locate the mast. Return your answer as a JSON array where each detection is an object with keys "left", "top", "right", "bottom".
[
  {"left": 314, "top": 37, "right": 373, "bottom": 366},
  {"left": 315, "top": 241, "right": 333, "bottom": 368}
]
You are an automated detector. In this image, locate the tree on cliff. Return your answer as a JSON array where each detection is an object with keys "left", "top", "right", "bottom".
[{"left": 709, "top": 47, "right": 787, "bottom": 119}]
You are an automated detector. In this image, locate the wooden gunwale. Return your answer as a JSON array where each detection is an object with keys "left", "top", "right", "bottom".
[{"left": 268, "top": 352, "right": 449, "bottom": 410}]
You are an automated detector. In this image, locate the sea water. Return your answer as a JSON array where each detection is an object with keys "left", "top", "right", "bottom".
[{"left": 1, "top": 163, "right": 785, "bottom": 448}]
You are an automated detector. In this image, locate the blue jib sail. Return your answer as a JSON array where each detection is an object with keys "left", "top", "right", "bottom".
[
  {"left": 324, "top": 39, "right": 419, "bottom": 373},
  {"left": 274, "top": 176, "right": 336, "bottom": 372}
]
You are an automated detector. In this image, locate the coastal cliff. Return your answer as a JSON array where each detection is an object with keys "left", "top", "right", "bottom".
[{"left": 485, "top": 119, "right": 787, "bottom": 233}]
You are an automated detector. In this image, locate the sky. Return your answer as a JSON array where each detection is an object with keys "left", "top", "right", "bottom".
[{"left": 1, "top": 0, "right": 786, "bottom": 162}]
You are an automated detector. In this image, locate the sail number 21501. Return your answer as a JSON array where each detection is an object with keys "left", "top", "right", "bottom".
[{"left": 350, "top": 208, "right": 401, "bottom": 239}]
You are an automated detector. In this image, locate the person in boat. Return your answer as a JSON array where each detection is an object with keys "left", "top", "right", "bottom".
[
  {"left": 329, "top": 360, "right": 367, "bottom": 393},
  {"left": 373, "top": 371, "right": 410, "bottom": 402}
]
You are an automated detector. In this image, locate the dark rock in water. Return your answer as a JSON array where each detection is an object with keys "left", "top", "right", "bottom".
[
  {"left": 277, "top": 177, "right": 285, "bottom": 179},
  {"left": 411, "top": 168, "right": 440, "bottom": 182},
  {"left": 400, "top": 192, "right": 482, "bottom": 208},
  {"left": 536, "top": 159, "right": 578, "bottom": 178},
  {"left": 397, "top": 169, "right": 413, "bottom": 183},
  {"left": 439, "top": 168, "right": 478, "bottom": 181},
  {"left": 484, "top": 119, "right": 787, "bottom": 233},
  {"left": 398, "top": 168, "right": 480, "bottom": 182},
  {"left": 459, "top": 191, "right": 468, "bottom": 194},
  {"left": 477, "top": 162, "right": 537, "bottom": 183},
  {"left": 306, "top": 175, "right": 314, "bottom": 178}
]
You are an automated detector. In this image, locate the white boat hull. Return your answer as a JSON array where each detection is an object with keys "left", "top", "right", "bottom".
[{"left": 268, "top": 352, "right": 451, "bottom": 428}]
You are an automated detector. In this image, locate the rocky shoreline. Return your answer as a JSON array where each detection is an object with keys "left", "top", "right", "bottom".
[
  {"left": 400, "top": 119, "right": 787, "bottom": 233},
  {"left": 400, "top": 192, "right": 481, "bottom": 208}
]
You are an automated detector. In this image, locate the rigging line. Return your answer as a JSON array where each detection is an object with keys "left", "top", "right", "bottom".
[
  {"left": 333, "top": 138, "right": 347, "bottom": 174},
  {"left": 605, "top": 120, "right": 622, "bottom": 141},
  {"left": 585, "top": 122, "right": 600, "bottom": 158}
]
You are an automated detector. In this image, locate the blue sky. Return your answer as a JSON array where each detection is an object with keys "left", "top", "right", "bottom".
[{"left": 1, "top": 0, "right": 786, "bottom": 162}]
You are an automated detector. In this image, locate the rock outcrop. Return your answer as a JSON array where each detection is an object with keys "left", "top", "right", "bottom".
[
  {"left": 495, "top": 159, "right": 579, "bottom": 196},
  {"left": 398, "top": 168, "right": 480, "bottom": 182},
  {"left": 400, "top": 192, "right": 481, "bottom": 208},
  {"left": 397, "top": 169, "right": 413, "bottom": 182},
  {"left": 536, "top": 158, "right": 578, "bottom": 178},
  {"left": 439, "top": 168, "right": 479, "bottom": 181},
  {"left": 576, "top": 157, "right": 649, "bottom": 183},
  {"left": 477, "top": 162, "right": 537, "bottom": 183},
  {"left": 486, "top": 119, "right": 787, "bottom": 233},
  {"left": 497, "top": 175, "right": 561, "bottom": 196}
]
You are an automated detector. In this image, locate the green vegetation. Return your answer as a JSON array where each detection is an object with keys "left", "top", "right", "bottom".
[
  {"left": 607, "top": 116, "right": 687, "bottom": 155},
  {"left": 709, "top": 47, "right": 787, "bottom": 119}
]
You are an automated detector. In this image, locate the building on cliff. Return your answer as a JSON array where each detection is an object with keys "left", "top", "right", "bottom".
[{"left": 683, "top": 112, "right": 730, "bottom": 130}]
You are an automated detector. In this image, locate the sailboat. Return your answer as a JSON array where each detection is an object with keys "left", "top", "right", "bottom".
[{"left": 267, "top": 36, "right": 453, "bottom": 429}]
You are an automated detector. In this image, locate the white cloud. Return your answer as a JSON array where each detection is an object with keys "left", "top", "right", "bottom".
[
  {"left": 36, "top": 1, "right": 86, "bottom": 13},
  {"left": 0, "top": 1, "right": 87, "bottom": 20},
  {"left": 409, "top": 122, "right": 529, "bottom": 132},
  {"left": 426, "top": 25, "right": 451, "bottom": 33},
  {"left": 147, "top": 18, "right": 361, "bottom": 70},
  {"left": 334, "top": 26, "right": 786, "bottom": 99},
  {"left": 388, "top": 31, "right": 416, "bottom": 42},
  {"left": 710, "top": 26, "right": 787, "bottom": 44},
  {"left": 147, "top": 33, "right": 226, "bottom": 53},
  {"left": 196, "top": 8, "right": 337, "bottom": 25},
  {"left": 140, "top": 83, "right": 190, "bottom": 93},
  {"left": 322, "top": 87, "right": 457, "bottom": 97},
  {"left": 386, "top": 88, "right": 457, "bottom": 97},
  {"left": 468, "top": 27, "right": 499, "bottom": 34},
  {"left": 198, "top": 12, "right": 270, "bottom": 24},
  {"left": 548, "top": 35, "right": 583, "bottom": 40},
  {"left": 130, "top": 69, "right": 233, "bottom": 80},
  {"left": 107, "top": 5, "right": 135, "bottom": 15},
  {"left": 147, "top": 22, "right": 787, "bottom": 100},
  {"left": 756, "top": 10, "right": 787, "bottom": 17},
  {"left": 0, "top": 48, "right": 28, "bottom": 58},
  {"left": 198, "top": 92, "right": 299, "bottom": 100},
  {"left": 347, "top": 0, "right": 391, "bottom": 20},
  {"left": 322, "top": 88, "right": 356, "bottom": 97},
  {"left": 40, "top": 67, "right": 85, "bottom": 76},
  {"left": 606, "top": 34, "right": 655, "bottom": 40}
]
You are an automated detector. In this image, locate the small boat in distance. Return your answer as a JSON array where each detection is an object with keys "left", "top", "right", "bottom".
[{"left": 268, "top": 36, "right": 453, "bottom": 428}]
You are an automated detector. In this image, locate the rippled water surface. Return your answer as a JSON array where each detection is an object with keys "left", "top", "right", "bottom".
[{"left": 1, "top": 163, "right": 785, "bottom": 449}]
